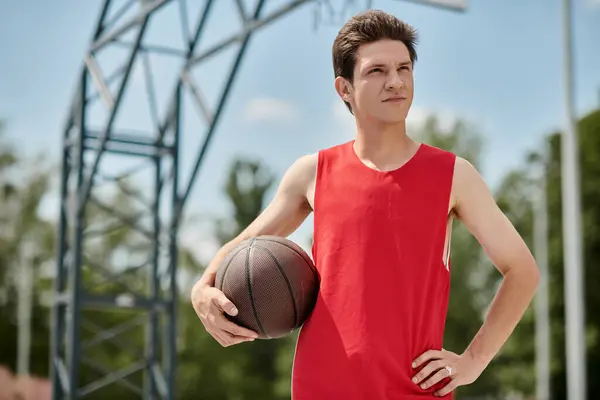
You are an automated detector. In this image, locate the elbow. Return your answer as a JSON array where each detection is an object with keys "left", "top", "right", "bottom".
[
  {"left": 519, "top": 257, "right": 541, "bottom": 293},
  {"left": 503, "top": 255, "right": 540, "bottom": 293}
]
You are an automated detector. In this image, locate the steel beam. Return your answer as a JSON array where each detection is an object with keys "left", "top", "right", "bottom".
[{"left": 52, "top": 0, "right": 316, "bottom": 398}]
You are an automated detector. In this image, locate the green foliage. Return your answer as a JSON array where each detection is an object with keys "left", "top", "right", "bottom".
[
  {"left": 1, "top": 109, "right": 599, "bottom": 399},
  {"left": 544, "top": 110, "right": 600, "bottom": 399},
  {"left": 215, "top": 159, "right": 275, "bottom": 245},
  {"left": 415, "top": 116, "right": 484, "bottom": 167},
  {"left": 485, "top": 109, "right": 600, "bottom": 399},
  {"left": 0, "top": 122, "right": 55, "bottom": 380}
]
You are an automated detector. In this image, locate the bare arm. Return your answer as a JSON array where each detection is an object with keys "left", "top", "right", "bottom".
[
  {"left": 196, "top": 153, "right": 316, "bottom": 287},
  {"left": 452, "top": 156, "right": 539, "bottom": 365},
  {"left": 191, "top": 154, "right": 317, "bottom": 346}
]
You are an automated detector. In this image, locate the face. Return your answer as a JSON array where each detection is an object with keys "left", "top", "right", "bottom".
[{"left": 335, "top": 39, "right": 414, "bottom": 125}]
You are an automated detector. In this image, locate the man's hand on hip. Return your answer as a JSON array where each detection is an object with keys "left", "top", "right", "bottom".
[{"left": 411, "top": 348, "right": 487, "bottom": 397}]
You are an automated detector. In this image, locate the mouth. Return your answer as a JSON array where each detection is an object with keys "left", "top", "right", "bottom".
[{"left": 383, "top": 97, "right": 406, "bottom": 103}]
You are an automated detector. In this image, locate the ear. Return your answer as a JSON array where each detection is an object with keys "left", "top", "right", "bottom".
[{"left": 334, "top": 76, "right": 353, "bottom": 103}]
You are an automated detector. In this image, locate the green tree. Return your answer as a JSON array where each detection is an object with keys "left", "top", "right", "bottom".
[
  {"left": 0, "top": 122, "right": 55, "bottom": 380},
  {"left": 214, "top": 159, "right": 275, "bottom": 244},
  {"left": 486, "top": 156, "right": 540, "bottom": 397},
  {"left": 489, "top": 108, "right": 600, "bottom": 399},
  {"left": 0, "top": 120, "right": 19, "bottom": 293}
]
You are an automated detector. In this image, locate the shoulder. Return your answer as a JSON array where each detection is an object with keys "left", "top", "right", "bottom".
[
  {"left": 453, "top": 156, "right": 481, "bottom": 185},
  {"left": 450, "top": 156, "right": 490, "bottom": 212},
  {"left": 279, "top": 153, "right": 318, "bottom": 194},
  {"left": 285, "top": 141, "right": 353, "bottom": 182},
  {"left": 291, "top": 153, "right": 318, "bottom": 174}
]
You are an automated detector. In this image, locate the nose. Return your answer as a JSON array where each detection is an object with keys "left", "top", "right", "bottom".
[{"left": 385, "top": 71, "right": 404, "bottom": 91}]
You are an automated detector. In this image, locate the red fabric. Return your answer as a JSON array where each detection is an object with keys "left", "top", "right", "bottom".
[{"left": 292, "top": 141, "right": 456, "bottom": 399}]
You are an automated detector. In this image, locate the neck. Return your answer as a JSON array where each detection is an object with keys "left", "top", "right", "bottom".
[{"left": 353, "top": 118, "right": 418, "bottom": 169}]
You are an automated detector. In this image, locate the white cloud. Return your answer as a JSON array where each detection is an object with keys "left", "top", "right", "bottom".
[{"left": 243, "top": 97, "right": 299, "bottom": 124}]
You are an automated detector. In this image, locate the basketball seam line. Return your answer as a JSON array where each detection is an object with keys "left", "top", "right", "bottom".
[
  {"left": 256, "top": 238, "right": 319, "bottom": 281},
  {"left": 218, "top": 246, "right": 249, "bottom": 291},
  {"left": 254, "top": 244, "right": 300, "bottom": 330},
  {"left": 246, "top": 239, "right": 267, "bottom": 337}
]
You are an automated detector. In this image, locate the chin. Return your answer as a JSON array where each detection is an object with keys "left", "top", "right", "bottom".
[{"left": 377, "top": 112, "right": 408, "bottom": 125}]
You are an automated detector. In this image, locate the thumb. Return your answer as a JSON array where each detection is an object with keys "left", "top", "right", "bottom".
[{"left": 213, "top": 291, "right": 238, "bottom": 316}]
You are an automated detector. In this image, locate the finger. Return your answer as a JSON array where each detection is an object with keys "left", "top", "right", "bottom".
[
  {"left": 218, "top": 317, "right": 259, "bottom": 339},
  {"left": 420, "top": 367, "right": 451, "bottom": 390},
  {"left": 413, "top": 350, "right": 444, "bottom": 368},
  {"left": 211, "top": 329, "right": 236, "bottom": 347},
  {"left": 218, "top": 330, "right": 255, "bottom": 347},
  {"left": 206, "top": 316, "right": 251, "bottom": 346},
  {"left": 434, "top": 379, "right": 458, "bottom": 397},
  {"left": 209, "top": 330, "right": 228, "bottom": 347},
  {"left": 224, "top": 331, "right": 256, "bottom": 345},
  {"left": 412, "top": 360, "right": 445, "bottom": 384},
  {"left": 211, "top": 291, "right": 239, "bottom": 316}
]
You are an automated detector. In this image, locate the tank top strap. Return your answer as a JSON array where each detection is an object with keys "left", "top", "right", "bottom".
[
  {"left": 414, "top": 143, "right": 457, "bottom": 269},
  {"left": 314, "top": 140, "right": 354, "bottom": 209}
]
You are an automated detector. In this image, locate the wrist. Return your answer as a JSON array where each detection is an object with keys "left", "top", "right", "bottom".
[{"left": 462, "top": 347, "right": 492, "bottom": 368}]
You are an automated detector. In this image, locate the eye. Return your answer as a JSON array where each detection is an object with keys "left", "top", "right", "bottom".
[
  {"left": 369, "top": 68, "right": 382, "bottom": 74},
  {"left": 399, "top": 66, "right": 411, "bottom": 71}
]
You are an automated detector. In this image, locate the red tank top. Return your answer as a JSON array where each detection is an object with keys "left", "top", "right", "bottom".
[{"left": 292, "top": 140, "right": 456, "bottom": 399}]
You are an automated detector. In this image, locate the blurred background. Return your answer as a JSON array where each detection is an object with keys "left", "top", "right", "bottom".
[{"left": 0, "top": 0, "right": 599, "bottom": 399}]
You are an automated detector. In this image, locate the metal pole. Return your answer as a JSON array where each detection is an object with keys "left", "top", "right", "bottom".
[
  {"left": 534, "top": 149, "right": 550, "bottom": 400},
  {"left": 561, "top": 0, "right": 586, "bottom": 398},
  {"left": 17, "top": 241, "right": 34, "bottom": 376}
]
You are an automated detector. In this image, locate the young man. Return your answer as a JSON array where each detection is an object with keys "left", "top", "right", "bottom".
[{"left": 191, "top": 9, "right": 539, "bottom": 399}]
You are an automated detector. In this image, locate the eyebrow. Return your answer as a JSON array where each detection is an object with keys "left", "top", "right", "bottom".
[{"left": 364, "top": 61, "right": 412, "bottom": 70}]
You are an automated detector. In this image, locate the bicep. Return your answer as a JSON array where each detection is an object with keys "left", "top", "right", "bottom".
[
  {"left": 453, "top": 158, "right": 535, "bottom": 275},
  {"left": 239, "top": 155, "right": 314, "bottom": 239}
]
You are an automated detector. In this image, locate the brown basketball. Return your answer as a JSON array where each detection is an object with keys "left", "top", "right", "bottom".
[{"left": 214, "top": 235, "right": 320, "bottom": 339}]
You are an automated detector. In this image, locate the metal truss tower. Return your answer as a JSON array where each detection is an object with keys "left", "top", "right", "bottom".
[{"left": 51, "top": 0, "right": 466, "bottom": 399}]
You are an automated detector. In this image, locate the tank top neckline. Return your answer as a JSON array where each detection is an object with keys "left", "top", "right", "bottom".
[{"left": 346, "top": 140, "right": 427, "bottom": 175}]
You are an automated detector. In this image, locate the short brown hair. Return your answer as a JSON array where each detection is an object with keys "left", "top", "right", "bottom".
[{"left": 332, "top": 10, "right": 418, "bottom": 112}]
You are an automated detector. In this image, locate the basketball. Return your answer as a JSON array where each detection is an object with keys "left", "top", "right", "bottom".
[{"left": 214, "top": 235, "right": 320, "bottom": 339}]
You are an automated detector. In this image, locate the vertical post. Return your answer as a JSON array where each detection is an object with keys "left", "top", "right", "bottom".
[
  {"left": 144, "top": 159, "right": 161, "bottom": 400},
  {"left": 17, "top": 241, "right": 34, "bottom": 376},
  {"left": 166, "top": 81, "right": 182, "bottom": 400},
  {"left": 145, "top": 99, "right": 163, "bottom": 400},
  {"left": 52, "top": 117, "right": 74, "bottom": 399},
  {"left": 66, "top": 70, "right": 88, "bottom": 400},
  {"left": 534, "top": 148, "right": 550, "bottom": 400},
  {"left": 561, "top": 0, "right": 586, "bottom": 399}
]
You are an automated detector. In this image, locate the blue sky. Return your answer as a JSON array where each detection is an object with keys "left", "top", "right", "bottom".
[{"left": 1, "top": 0, "right": 599, "bottom": 259}]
